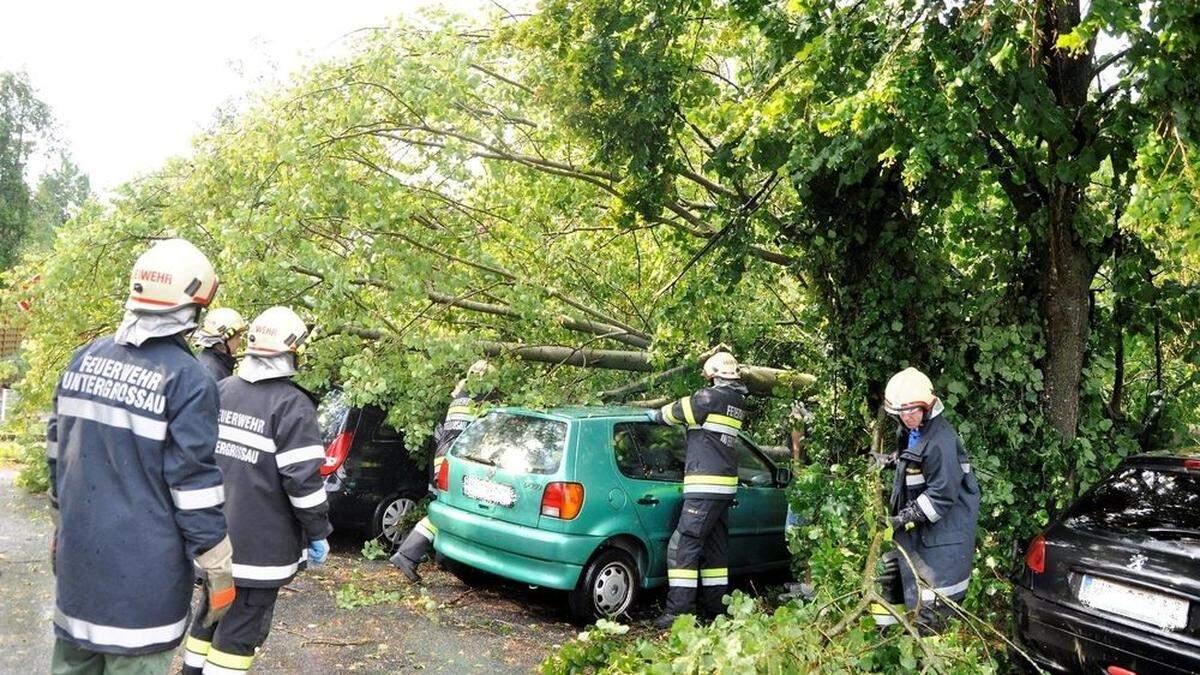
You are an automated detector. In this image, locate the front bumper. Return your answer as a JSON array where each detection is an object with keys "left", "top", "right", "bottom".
[
  {"left": 428, "top": 500, "right": 603, "bottom": 590},
  {"left": 1012, "top": 584, "right": 1200, "bottom": 674}
]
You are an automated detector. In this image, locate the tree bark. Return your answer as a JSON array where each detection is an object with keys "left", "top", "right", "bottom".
[{"left": 1036, "top": 0, "right": 1097, "bottom": 446}]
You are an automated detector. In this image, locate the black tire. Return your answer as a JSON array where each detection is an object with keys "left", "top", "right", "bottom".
[
  {"left": 370, "top": 493, "right": 421, "bottom": 547},
  {"left": 568, "top": 547, "right": 639, "bottom": 623}
]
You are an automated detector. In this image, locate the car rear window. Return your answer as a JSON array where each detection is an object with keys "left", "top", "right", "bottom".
[
  {"left": 317, "top": 390, "right": 350, "bottom": 446},
  {"left": 450, "top": 412, "right": 568, "bottom": 475},
  {"left": 1066, "top": 463, "right": 1200, "bottom": 534}
]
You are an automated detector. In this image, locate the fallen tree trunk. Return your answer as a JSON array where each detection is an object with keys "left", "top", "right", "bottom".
[
  {"left": 324, "top": 326, "right": 814, "bottom": 398},
  {"left": 477, "top": 341, "right": 654, "bottom": 371}
]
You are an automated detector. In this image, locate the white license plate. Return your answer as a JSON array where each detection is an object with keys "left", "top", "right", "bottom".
[
  {"left": 462, "top": 476, "right": 516, "bottom": 507},
  {"left": 1078, "top": 574, "right": 1190, "bottom": 631}
]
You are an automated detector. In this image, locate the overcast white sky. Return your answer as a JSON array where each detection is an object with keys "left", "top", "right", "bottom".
[{"left": 0, "top": 1, "right": 516, "bottom": 195}]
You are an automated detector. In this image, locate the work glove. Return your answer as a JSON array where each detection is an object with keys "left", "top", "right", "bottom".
[
  {"left": 647, "top": 409, "right": 664, "bottom": 424},
  {"left": 869, "top": 450, "right": 896, "bottom": 471},
  {"left": 889, "top": 501, "right": 928, "bottom": 531},
  {"left": 307, "top": 538, "right": 330, "bottom": 566},
  {"left": 196, "top": 535, "right": 235, "bottom": 627}
]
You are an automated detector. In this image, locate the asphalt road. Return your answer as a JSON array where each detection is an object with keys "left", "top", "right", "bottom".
[
  {"left": 0, "top": 468, "right": 56, "bottom": 673},
  {"left": 0, "top": 467, "right": 583, "bottom": 673}
]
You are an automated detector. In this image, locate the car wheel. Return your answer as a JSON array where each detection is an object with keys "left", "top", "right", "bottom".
[
  {"left": 568, "top": 548, "right": 639, "bottom": 623},
  {"left": 371, "top": 494, "right": 419, "bottom": 547}
]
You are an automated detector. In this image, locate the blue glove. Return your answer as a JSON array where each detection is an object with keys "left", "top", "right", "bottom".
[{"left": 307, "top": 539, "right": 329, "bottom": 566}]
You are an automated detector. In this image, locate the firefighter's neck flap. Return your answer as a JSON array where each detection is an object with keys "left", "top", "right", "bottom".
[
  {"left": 193, "top": 332, "right": 225, "bottom": 349},
  {"left": 114, "top": 305, "right": 199, "bottom": 347},
  {"left": 713, "top": 376, "right": 747, "bottom": 392},
  {"left": 237, "top": 353, "right": 297, "bottom": 383}
]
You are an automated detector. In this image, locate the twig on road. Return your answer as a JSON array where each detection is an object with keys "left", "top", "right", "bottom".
[
  {"left": 276, "top": 624, "right": 373, "bottom": 647},
  {"left": 445, "top": 589, "right": 475, "bottom": 606}
]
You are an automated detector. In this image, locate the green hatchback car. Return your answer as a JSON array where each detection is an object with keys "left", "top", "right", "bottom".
[{"left": 427, "top": 405, "right": 793, "bottom": 621}]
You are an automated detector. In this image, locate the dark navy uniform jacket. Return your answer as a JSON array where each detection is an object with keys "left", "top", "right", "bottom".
[
  {"left": 215, "top": 376, "right": 332, "bottom": 588},
  {"left": 196, "top": 346, "right": 235, "bottom": 382},
  {"left": 658, "top": 384, "right": 748, "bottom": 499},
  {"left": 47, "top": 334, "right": 227, "bottom": 655},
  {"left": 889, "top": 413, "right": 980, "bottom": 602}
]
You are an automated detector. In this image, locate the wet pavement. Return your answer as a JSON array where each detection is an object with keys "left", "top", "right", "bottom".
[
  {"left": 0, "top": 467, "right": 583, "bottom": 673},
  {"left": 0, "top": 468, "right": 56, "bottom": 673}
]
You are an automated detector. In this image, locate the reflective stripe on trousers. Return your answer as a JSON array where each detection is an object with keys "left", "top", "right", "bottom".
[
  {"left": 183, "top": 635, "right": 211, "bottom": 668},
  {"left": 202, "top": 647, "right": 255, "bottom": 674},
  {"left": 870, "top": 602, "right": 904, "bottom": 626}
]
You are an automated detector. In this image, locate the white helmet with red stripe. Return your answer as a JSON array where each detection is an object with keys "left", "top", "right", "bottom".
[
  {"left": 883, "top": 367, "right": 936, "bottom": 414},
  {"left": 246, "top": 306, "right": 310, "bottom": 356},
  {"left": 125, "top": 238, "right": 218, "bottom": 313}
]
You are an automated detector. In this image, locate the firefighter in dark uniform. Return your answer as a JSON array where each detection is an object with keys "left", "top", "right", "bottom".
[
  {"left": 193, "top": 307, "right": 246, "bottom": 381},
  {"left": 183, "top": 306, "right": 332, "bottom": 675},
  {"left": 390, "top": 359, "right": 497, "bottom": 582},
  {"left": 650, "top": 351, "right": 748, "bottom": 629},
  {"left": 47, "top": 238, "right": 235, "bottom": 673},
  {"left": 871, "top": 367, "right": 980, "bottom": 634}
]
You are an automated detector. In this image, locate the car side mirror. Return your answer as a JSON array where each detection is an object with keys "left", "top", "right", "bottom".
[{"left": 775, "top": 467, "right": 793, "bottom": 486}]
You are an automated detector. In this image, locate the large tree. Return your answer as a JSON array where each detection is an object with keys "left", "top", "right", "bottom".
[
  {"left": 4, "top": 6, "right": 1198, "bottom": 664},
  {"left": 0, "top": 72, "right": 53, "bottom": 267}
]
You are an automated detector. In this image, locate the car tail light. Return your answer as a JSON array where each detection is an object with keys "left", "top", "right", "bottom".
[
  {"left": 1184, "top": 459, "right": 1200, "bottom": 470},
  {"left": 320, "top": 430, "right": 354, "bottom": 477},
  {"left": 541, "top": 482, "right": 585, "bottom": 520},
  {"left": 1106, "top": 666, "right": 1136, "bottom": 675},
  {"left": 436, "top": 458, "right": 450, "bottom": 492},
  {"left": 1025, "top": 534, "right": 1046, "bottom": 574}
]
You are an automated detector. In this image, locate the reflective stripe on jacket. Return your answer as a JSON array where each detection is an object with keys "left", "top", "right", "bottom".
[{"left": 659, "top": 384, "right": 748, "bottom": 499}]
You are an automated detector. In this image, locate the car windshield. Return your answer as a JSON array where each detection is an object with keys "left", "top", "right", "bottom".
[
  {"left": 317, "top": 390, "right": 350, "bottom": 446},
  {"left": 1066, "top": 464, "right": 1200, "bottom": 535},
  {"left": 450, "top": 412, "right": 568, "bottom": 475}
]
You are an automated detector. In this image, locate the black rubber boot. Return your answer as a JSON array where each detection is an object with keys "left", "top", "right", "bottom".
[
  {"left": 652, "top": 612, "right": 680, "bottom": 630},
  {"left": 389, "top": 551, "right": 422, "bottom": 583}
]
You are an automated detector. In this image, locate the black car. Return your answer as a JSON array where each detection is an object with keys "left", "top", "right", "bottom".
[
  {"left": 319, "top": 390, "right": 430, "bottom": 546},
  {"left": 1012, "top": 451, "right": 1200, "bottom": 674}
]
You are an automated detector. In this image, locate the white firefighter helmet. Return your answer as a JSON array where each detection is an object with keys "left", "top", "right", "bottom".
[
  {"left": 125, "top": 238, "right": 218, "bottom": 313},
  {"left": 702, "top": 351, "right": 741, "bottom": 380},
  {"left": 198, "top": 307, "right": 247, "bottom": 340},
  {"left": 245, "top": 306, "right": 309, "bottom": 356},
  {"left": 467, "top": 359, "right": 492, "bottom": 377},
  {"left": 883, "top": 367, "right": 936, "bottom": 414}
]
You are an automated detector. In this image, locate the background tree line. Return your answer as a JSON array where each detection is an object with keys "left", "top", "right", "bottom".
[
  {"left": 0, "top": 71, "right": 89, "bottom": 265},
  {"left": 4, "top": 0, "right": 1199, "bottom": 669}
]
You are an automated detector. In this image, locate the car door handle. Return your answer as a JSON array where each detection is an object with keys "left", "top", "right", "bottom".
[{"left": 637, "top": 495, "right": 659, "bottom": 505}]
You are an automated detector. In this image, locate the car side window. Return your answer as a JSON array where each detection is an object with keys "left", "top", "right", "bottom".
[
  {"left": 613, "top": 422, "right": 685, "bottom": 483},
  {"left": 733, "top": 437, "right": 775, "bottom": 487}
]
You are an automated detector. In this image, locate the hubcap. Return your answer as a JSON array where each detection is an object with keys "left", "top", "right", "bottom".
[
  {"left": 380, "top": 498, "right": 416, "bottom": 544},
  {"left": 593, "top": 561, "right": 633, "bottom": 616}
]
